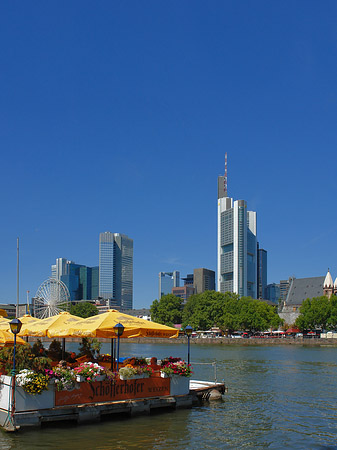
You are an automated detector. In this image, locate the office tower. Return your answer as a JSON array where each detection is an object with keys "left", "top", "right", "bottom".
[
  {"left": 51, "top": 258, "right": 98, "bottom": 301},
  {"left": 279, "top": 278, "right": 292, "bottom": 302},
  {"left": 158, "top": 271, "right": 180, "bottom": 299},
  {"left": 217, "top": 156, "right": 257, "bottom": 298},
  {"left": 193, "top": 268, "right": 215, "bottom": 294},
  {"left": 182, "top": 274, "right": 194, "bottom": 286},
  {"left": 113, "top": 233, "right": 133, "bottom": 310},
  {"left": 172, "top": 285, "right": 195, "bottom": 304},
  {"left": 99, "top": 232, "right": 133, "bottom": 309},
  {"left": 99, "top": 232, "right": 114, "bottom": 300},
  {"left": 79, "top": 266, "right": 99, "bottom": 300},
  {"left": 265, "top": 283, "right": 280, "bottom": 303},
  {"left": 257, "top": 246, "right": 267, "bottom": 299}
]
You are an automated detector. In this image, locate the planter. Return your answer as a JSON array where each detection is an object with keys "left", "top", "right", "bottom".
[
  {"left": 119, "top": 374, "right": 145, "bottom": 381},
  {"left": 169, "top": 375, "right": 190, "bottom": 396},
  {"left": 94, "top": 374, "right": 106, "bottom": 382},
  {"left": 76, "top": 375, "right": 86, "bottom": 383}
]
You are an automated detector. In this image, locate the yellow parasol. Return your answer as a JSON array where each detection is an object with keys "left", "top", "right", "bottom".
[
  {"left": 0, "top": 330, "right": 28, "bottom": 346},
  {"left": 65, "top": 309, "right": 179, "bottom": 339},
  {"left": 0, "top": 315, "right": 40, "bottom": 333},
  {"left": 20, "top": 311, "right": 85, "bottom": 338}
]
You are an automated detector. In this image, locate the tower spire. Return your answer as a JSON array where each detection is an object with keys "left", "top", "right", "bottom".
[{"left": 224, "top": 152, "right": 227, "bottom": 197}]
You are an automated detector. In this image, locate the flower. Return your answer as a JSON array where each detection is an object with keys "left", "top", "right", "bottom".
[
  {"left": 16, "top": 369, "right": 49, "bottom": 395},
  {"left": 160, "top": 359, "right": 193, "bottom": 377},
  {"left": 73, "top": 362, "right": 105, "bottom": 382}
]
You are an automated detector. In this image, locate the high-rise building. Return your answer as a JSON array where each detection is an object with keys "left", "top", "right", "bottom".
[
  {"left": 51, "top": 258, "right": 98, "bottom": 301},
  {"left": 158, "top": 271, "right": 180, "bottom": 299},
  {"left": 172, "top": 285, "right": 195, "bottom": 303},
  {"left": 99, "top": 232, "right": 133, "bottom": 309},
  {"left": 257, "top": 246, "right": 267, "bottom": 299},
  {"left": 193, "top": 268, "right": 215, "bottom": 294},
  {"left": 99, "top": 232, "right": 114, "bottom": 300},
  {"left": 181, "top": 274, "right": 194, "bottom": 286},
  {"left": 217, "top": 157, "right": 257, "bottom": 298},
  {"left": 265, "top": 283, "right": 280, "bottom": 303},
  {"left": 113, "top": 233, "right": 133, "bottom": 310}
]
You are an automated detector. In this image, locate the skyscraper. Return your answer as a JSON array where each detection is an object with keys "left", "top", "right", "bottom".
[
  {"left": 99, "top": 232, "right": 133, "bottom": 309},
  {"left": 193, "top": 268, "right": 215, "bottom": 294},
  {"left": 158, "top": 271, "right": 180, "bottom": 299},
  {"left": 217, "top": 156, "right": 257, "bottom": 298},
  {"left": 113, "top": 233, "right": 133, "bottom": 310},
  {"left": 257, "top": 246, "right": 267, "bottom": 299},
  {"left": 99, "top": 232, "right": 114, "bottom": 300},
  {"left": 51, "top": 258, "right": 98, "bottom": 301}
]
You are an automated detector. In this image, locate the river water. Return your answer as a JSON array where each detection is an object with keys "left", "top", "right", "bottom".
[{"left": 1, "top": 342, "right": 337, "bottom": 450}]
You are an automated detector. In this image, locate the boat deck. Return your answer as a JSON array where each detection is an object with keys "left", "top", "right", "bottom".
[{"left": 1, "top": 379, "right": 226, "bottom": 431}]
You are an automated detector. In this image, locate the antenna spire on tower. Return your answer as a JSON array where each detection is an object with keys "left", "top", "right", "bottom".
[{"left": 224, "top": 152, "right": 228, "bottom": 196}]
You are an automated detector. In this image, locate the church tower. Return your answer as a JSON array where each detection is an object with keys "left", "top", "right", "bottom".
[{"left": 323, "top": 269, "right": 334, "bottom": 298}]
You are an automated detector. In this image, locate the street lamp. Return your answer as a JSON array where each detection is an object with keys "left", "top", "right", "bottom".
[
  {"left": 9, "top": 318, "right": 22, "bottom": 376},
  {"left": 9, "top": 318, "right": 22, "bottom": 424},
  {"left": 185, "top": 325, "right": 193, "bottom": 366},
  {"left": 114, "top": 323, "right": 124, "bottom": 372}
]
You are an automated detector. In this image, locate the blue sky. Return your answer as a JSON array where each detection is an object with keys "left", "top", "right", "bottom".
[{"left": 1, "top": 1, "right": 337, "bottom": 308}]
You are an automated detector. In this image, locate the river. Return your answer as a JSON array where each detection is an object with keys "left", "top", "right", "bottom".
[{"left": 1, "top": 342, "right": 337, "bottom": 449}]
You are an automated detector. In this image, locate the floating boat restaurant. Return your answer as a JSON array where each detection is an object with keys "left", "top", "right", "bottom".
[{"left": 0, "top": 311, "right": 226, "bottom": 432}]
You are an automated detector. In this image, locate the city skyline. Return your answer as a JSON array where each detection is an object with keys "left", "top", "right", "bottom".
[{"left": 1, "top": 2, "right": 337, "bottom": 308}]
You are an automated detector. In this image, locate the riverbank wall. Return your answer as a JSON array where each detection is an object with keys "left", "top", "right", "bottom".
[{"left": 34, "top": 337, "right": 337, "bottom": 347}]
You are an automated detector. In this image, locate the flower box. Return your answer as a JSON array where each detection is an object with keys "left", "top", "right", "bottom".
[
  {"left": 76, "top": 375, "right": 86, "bottom": 383},
  {"left": 169, "top": 375, "right": 190, "bottom": 396},
  {"left": 119, "top": 374, "right": 145, "bottom": 381},
  {"left": 94, "top": 374, "right": 106, "bottom": 382}
]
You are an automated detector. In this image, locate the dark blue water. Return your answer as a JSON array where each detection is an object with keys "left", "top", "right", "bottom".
[{"left": 2, "top": 343, "right": 337, "bottom": 449}]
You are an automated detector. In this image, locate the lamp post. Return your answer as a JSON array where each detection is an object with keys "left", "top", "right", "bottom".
[
  {"left": 9, "top": 318, "right": 22, "bottom": 376},
  {"left": 114, "top": 323, "right": 124, "bottom": 372},
  {"left": 185, "top": 325, "right": 193, "bottom": 366},
  {"left": 9, "top": 318, "right": 22, "bottom": 423}
]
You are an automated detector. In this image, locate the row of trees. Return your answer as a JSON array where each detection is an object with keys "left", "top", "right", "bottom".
[
  {"left": 295, "top": 296, "right": 337, "bottom": 331},
  {"left": 150, "top": 291, "right": 283, "bottom": 333}
]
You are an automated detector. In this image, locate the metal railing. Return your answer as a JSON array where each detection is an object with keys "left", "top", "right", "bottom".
[{"left": 191, "top": 360, "right": 218, "bottom": 383}]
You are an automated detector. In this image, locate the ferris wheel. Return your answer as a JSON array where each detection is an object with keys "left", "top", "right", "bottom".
[{"left": 34, "top": 278, "right": 70, "bottom": 319}]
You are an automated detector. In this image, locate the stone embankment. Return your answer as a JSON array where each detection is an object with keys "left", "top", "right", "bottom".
[{"left": 36, "top": 336, "right": 337, "bottom": 347}]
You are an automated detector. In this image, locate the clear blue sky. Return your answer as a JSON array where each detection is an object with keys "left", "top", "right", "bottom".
[{"left": 1, "top": 1, "right": 336, "bottom": 308}]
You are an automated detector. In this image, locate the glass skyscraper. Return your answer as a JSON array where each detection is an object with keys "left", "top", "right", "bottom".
[
  {"left": 99, "top": 232, "right": 133, "bottom": 309},
  {"left": 99, "top": 232, "right": 114, "bottom": 300},
  {"left": 158, "top": 271, "right": 180, "bottom": 299},
  {"left": 217, "top": 178, "right": 257, "bottom": 298}
]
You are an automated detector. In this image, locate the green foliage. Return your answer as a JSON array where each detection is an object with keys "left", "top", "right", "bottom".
[
  {"left": 295, "top": 295, "right": 337, "bottom": 331},
  {"left": 78, "top": 338, "right": 101, "bottom": 359},
  {"left": 182, "top": 291, "right": 283, "bottom": 332},
  {"left": 0, "top": 345, "right": 52, "bottom": 375},
  {"left": 32, "top": 339, "right": 45, "bottom": 356},
  {"left": 47, "top": 339, "right": 63, "bottom": 361},
  {"left": 69, "top": 302, "right": 98, "bottom": 318},
  {"left": 150, "top": 294, "right": 183, "bottom": 327}
]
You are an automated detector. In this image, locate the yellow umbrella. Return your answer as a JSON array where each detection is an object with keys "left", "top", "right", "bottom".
[
  {"left": 0, "top": 330, "right": 28, "bottom": 346},
  {"left": 20, "top": 311, "right": 85, "bottom": 338},
  {"left": 67, "top": 309, "right": 179, "bottom": 339}
]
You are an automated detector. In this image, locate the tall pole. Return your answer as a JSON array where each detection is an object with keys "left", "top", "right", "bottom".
[
  {"left": 26, "top": 290, "right": 30, "bottom": 314},
  {"left": 16, "top": 238, "right": 19, "bottom": 318},
  {"left": 110, "top": 338, "right": 114, "bottom": 370},
  {"left": 116, "top": 335, "right": 120, "bottom": 372},
  {"left": 187, "top": 335, "right": 191, "bottom": 366}
]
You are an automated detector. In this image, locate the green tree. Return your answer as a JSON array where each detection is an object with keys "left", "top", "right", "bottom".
[
  {"left": 70, "top": 302, "right": 98, "bottom": 318},
  {"left": 295, "top": 296, "right": 332, "bottom": 330},
  {"left": 182, "top": 291, "right": 283, "bottom": 333},
  {"left": 150, "top": 294, "right": 183, "bottom": 326}
]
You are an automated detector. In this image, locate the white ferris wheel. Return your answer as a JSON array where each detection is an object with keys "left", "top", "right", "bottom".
[{"left": 34, "top": 278, "right": 70, "bottom": 319}]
